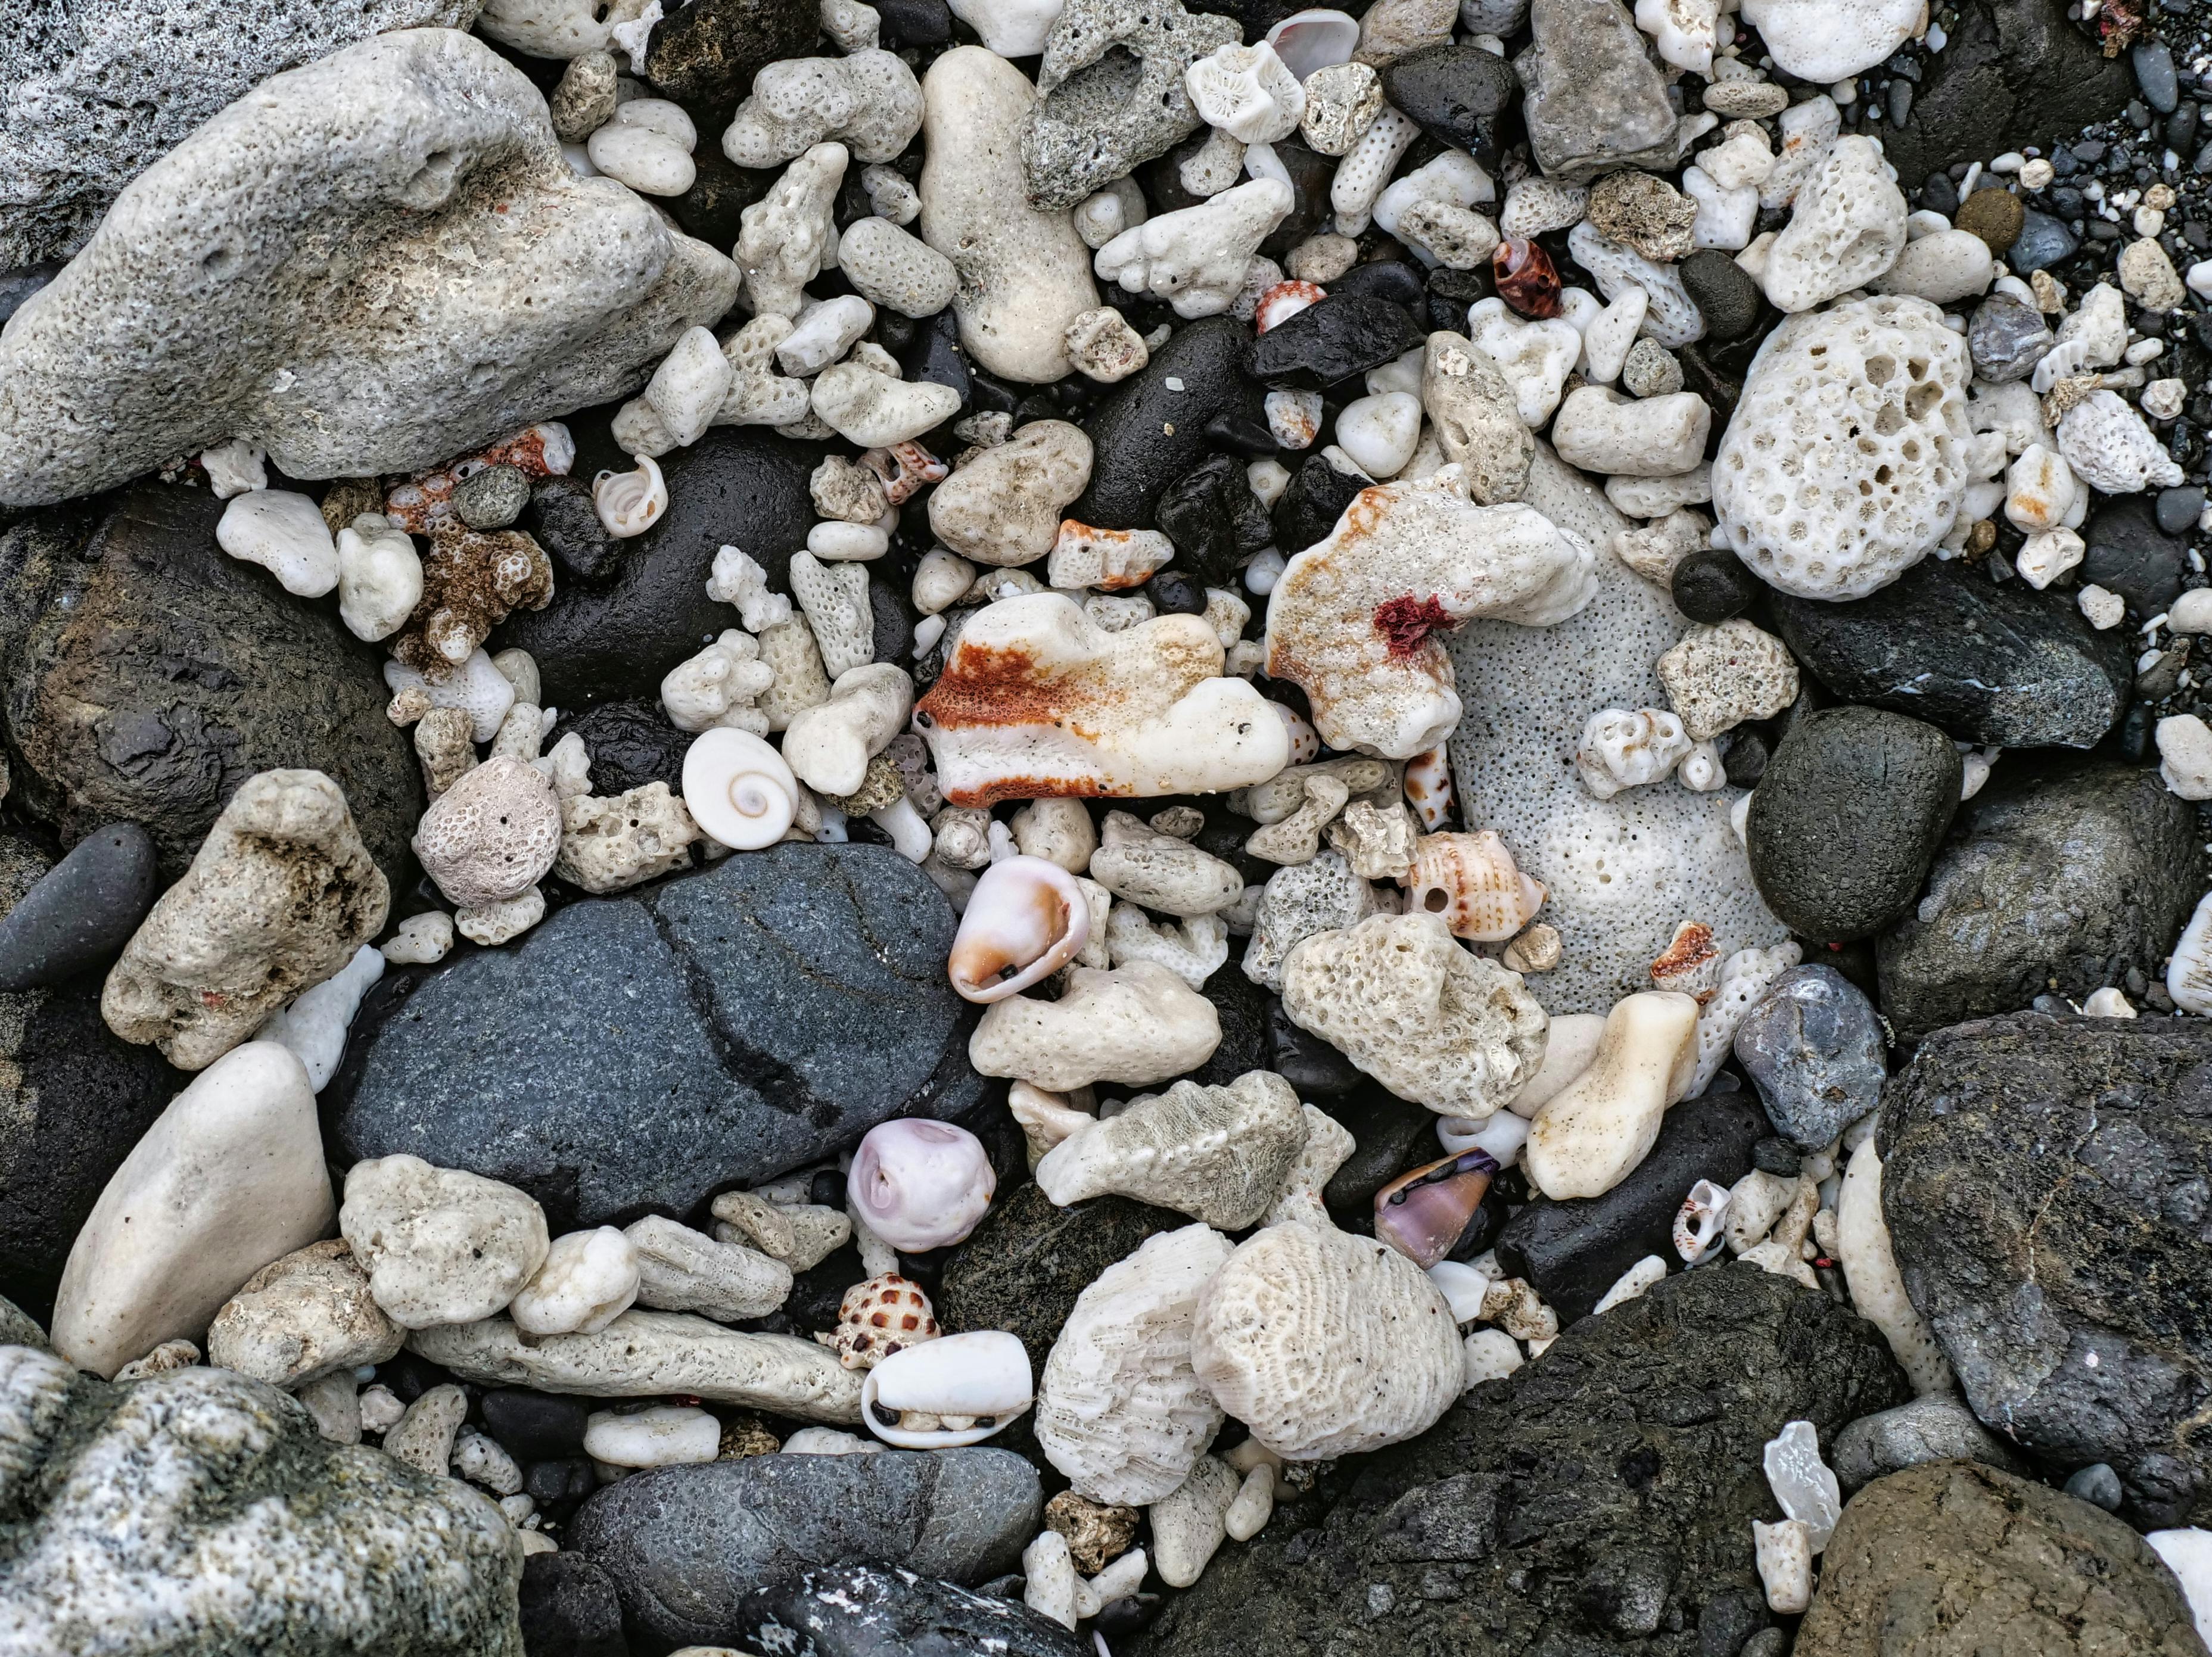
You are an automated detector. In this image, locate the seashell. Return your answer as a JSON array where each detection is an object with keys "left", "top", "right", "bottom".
[
  {"left": 1372, "top": 1148, "right": 1498, "bottom": 1269},
  {"left": 1035, "top": 1070, "right": 1311, "bottom": 1231},
  {"left": 1402, "top": 744, "right": 1455, "bottom": 830},
  {"left": 593, "top": 454, "right": 667, "bottom": 538},
  {"left": 1190, "top": 1222, "right": 1463, "bottom": 1460},
  {"left": 1493, "top": 236, "right": 1563, "bottom": 319},
  {"left": 1035, "top": 1224, "right": 1236, "bottom": 1506},
  {"left": 1271, "top": 702, "right": 1321, "bottom": 764},
  {"left": 480, "top": 422, "right": 575, "bottom": 479},
  {"left": 861, "top": 440, "right": 948, "bottom": 505},
  {"left": 818, "top": 1272, "right": 940, "bottom": 1371},
  {"left": 1650, "top": 919, "right": 1722, "bottom": 1001},
  {"left": 681, "top": 727, "right": 798, "bottom": 851},
  {"left": 1673, "top": 1176, "right": 1731, "bottom": 1264},
  {"left": 947, "top": 855, "right": 1091, "bottom": 1002},
  {"left": 1255, "top": 279, "right": 1327, "bottom": 333},
  {"left": 1426, "top": 1259, "right": 1490, "bottom": 1322},
  {"left": 847, "top": 1119, "right": 995, "bottom": 1252},
  {"left": 1436, "top": 1110, "right": 1529, "bottom": 1167},
  {"left": 1399, "top": 830, "right": 1546, "bottom": 944},
  {"left": 1264, "top": 7, "right": 1359, "bottom": 79},
  {"left": 861, "top": 1329, "right": 1032, "bottom": 1448}
]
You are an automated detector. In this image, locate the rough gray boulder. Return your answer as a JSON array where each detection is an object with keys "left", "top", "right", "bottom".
[
  {"left": 568, "top": 1447, "right": 1040, "bottom": 1650},
  {"left": 0, "top": 28, "right": 741, "bottom": 507},
  {"left": 0, "top": 1347, "right": 522, "bottom": 1655},
  {"left": 1881, "top": 1012, "right": 2212, "bottom": 1528},
  {"left": 1797, "top": 1461, "right": 2208, "bottom": 1657},
  {"left": 0, "top": 0, "right": 481, "bottom": 270},
  {"left": 1128, "top": 1266, "right": 1909, "bottom": 1657}
]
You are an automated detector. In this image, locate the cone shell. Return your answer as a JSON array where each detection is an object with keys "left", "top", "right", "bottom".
[
  {"left": 1401, "top": 830, "right": 1545, "bottom": 943},
  {"left": 947, "top": 854, "right": 1091, "bottom": 1002},
  {"left": 1373, "top": 1148, "right": 1498, "bottom": 1269}
]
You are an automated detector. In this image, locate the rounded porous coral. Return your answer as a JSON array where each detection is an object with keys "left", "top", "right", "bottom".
[
  {"left": 1035, "top": 1070, "right": 1311, "bottom": 1229},
  {"left": 412, "top": 755, "right": 562, "bottom": 911},
  {"left": 1190, "top": 1222, "right": 1464, "bottom": 1460},
  {"left": 1713, "top": 294, "right": 1970, "bottom": 601}
]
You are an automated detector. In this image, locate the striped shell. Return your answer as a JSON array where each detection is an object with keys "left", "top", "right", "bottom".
[{"left": 1401, "top": 830, "right": 1545, "bottom": 943}]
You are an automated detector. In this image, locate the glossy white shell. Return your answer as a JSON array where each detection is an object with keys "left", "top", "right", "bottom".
[
  {"left": 681, "top": 728, "right": 798, "bottom": 851},
  {"left": 947, "top": 855, "right": 1091, "bottom": 1003},
  {"left": 861, "top": 1329, "right": 1032, "bottom": 1448},
  {"left": 847, "top": 1119, "right": 995, "bottom": 1251}
]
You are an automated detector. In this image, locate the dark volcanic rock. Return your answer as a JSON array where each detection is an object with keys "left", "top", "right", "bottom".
[
  {"left": 1494, "top": 1088, "right": 1768, "bottom": 1324},
  {"left": 1076, "top": 317, "right": 1261, "bottom": 530},
  {"left": 1881, "top": 1013, "right": 2212, "bottom": 1527},
  {"left": 0, "top": 487, "right": 424, "bottom": 883},
  {"left": 1747, "top": 706, "right": 1961, "bottom": 942},
  {"left": 1733, "top": 965, "right": 1886, "bottom": 1149},
  {"left": 517, "top": 1550, "right": 626, "bottom": 1657},
  {"left": 1154, "top": 453, "right": 1274, "bottom": 588},
  {"left": 568, "top": 1448, "right": 1039, "bottom": 1650},
  {"left": 1829, "top": 1396, "right": 2031, "bottom": 1496},
  {"left": 547, "top": 699, "right": 693, "bottom": 798},
  {"left": 1130, "top": 1267, "right": 1909, "bottom": 1657},
  {"left": 1875, "top": 761, "right": 2197, "bottom": 1037},
  {"left": 1320, "top": 1086, "right": 1454, "bottom": 1213},
  {"left": 736, "top": 1563, "right": 1089, "bottom": 1657},
  {"left": 1768, "top": 559, "right": 2131, "bottom": 750},
  {"left": 1681, "top": 248, "right": 1762, "bottom": 341},
  {"left": 329, "top": 843, "right": 984, "bottom": 1229},
  {"left": 1797, "top": 1463, "right": 2206, "bottom": 1657},
  {"left": 936, "top": 1182, "right": 1186, "bottom": 1375},
  {"left": 2083, "top": 495, "right": 2188, "bottom": 617},
  {"left": 0, "top": 822, "right": 158, "bottom": 992},
  {"left": 497, "top": 429, "right": 818, "bottom": 709},
  {"left": 0, "top": 830, "right": 181, "bottom": 1320},
  {"left": 1240, "top": 294, "right": 1428, "bottom": 390},
  {"left": 1270, "top": 451, "right": 1368, "bottom": 553},
  {"left": 639, "top": 0, "right": 819, "bottom": 107},
  {"left": 1875, "top": 0, "right": 2135, "bottom": 185},
  {"left": 1379, "top": 46, "right": 1521, "bottom": 163}
]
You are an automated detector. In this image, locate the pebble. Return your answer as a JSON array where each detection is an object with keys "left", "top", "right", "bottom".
[
  {"left": 1732, "top": 965, "right": 1886, "bottom": 1148},
  {"left": 0, "top": 823, "right": 159, "bottom": 993}
]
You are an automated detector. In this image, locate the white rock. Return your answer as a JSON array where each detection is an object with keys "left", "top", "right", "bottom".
[
  {"left": 1763, "top": 1418, "right": 1841, "bottom": 1549},
  {"left": 384, "top": 1382, "right": 468, "bottom": 1477},
  {"left": 1871, "top": 228, "right": 1995, "bottom": 304},
  {"left": 216, "top": 489, "right": 340, "bottom": 597},
  {"left": 1591, "top": 1252, "right": 1667, "bottom": 1314},
  {"left": 838, "top": 217, "right": 960, "bottom": 319},
  {"left": 2003, "top": 444, "right": 2080, "bottom": 534},
  {"left": 721, "top": 50, "right": 922, "bottom": 170},
  {"left": 2147, "top": 1529, "right": 2212, "bottom": 1649},
  {"left": 735, "top": 142, "right": 845, "bottom": 319},
  {"left": 1579, "top": 286, "right": 1648, "bottom": 384},
  {"left": 1740, "top": 0, "right": 1924, "bottom": 82},
  {"left": 200, "top": 438, "right": 267, "bottom": 499},
  {"left": 1096, "top": 180, "right": 1293, "bottom": 320},
  {"left": 778, "top": 297, "right": 874, "bottom": 378},
  {"left": 2079, "top": 584, "right": 2126, "bottom": 630},
  {"left": 1635, "top": 0, "right": 1719, "bottom": 73},
  {"left": 335, "top": 513, "right": 424, "bottom": 643},
  {"left": 1024, "top": 1530, "right": 1081, "bottom": 1629},
  {"left": 1150, "top": 1456, "right": 1240, "bottom": 1588},
  {"left": 1524, "top": 991, "right": 1700, "bottom": 1199},
  {"left": 1467, "top": 295, "right": 1582, "bottom": 426},
  {"left": 811, "top": 360, "right": 962, "bottom": 447},
  {"left": 385, "top": 650, "right": 517, "bottom": 744},
  {"left": 1836, "top": 1137, "right": 1953, "bottom": 1393},
  {"left": 340, "top": 1154, "right": 550, "bottom": 1331},
  {"left": 2158, "top": 715, "right": 2212, "bottom": 801},
  {"left": 947, "top": 0, "right": 1064, "bottom": 55},
  {"left": 51, "top": 1043, "right": 334, "bottom": 1379},
  {"left": 1684, "top": 165, "right": 1758, "bottom": 251},
  {"left": 1462, "top": 1326, "right": 1523, "bottom": 1386},
  {"left": 2056, "top": 390, "right": 2186, "bottom": 494},
  {"left": 643, "top": 325, "right": 732, "bottom": 447},
  {"left": 1566, "top": 222, "right": 1705, "bottom": 347},
  {"left": 584, "top": 1403, "right": 722, "bottom": 1468},
  {"left": 381, "top": 911, "right": 455, "bottom": 966},
  {"left": 252, "top": 943, "right": 384, "bottom": 1091},
  {"left": 1187, "top": 42, "right": 1306, "bottom": 144},
  {"left": 1333, "top": 391, "right": 1422, "bottom": 476},
  {"left": 1551, "top": 387, "right": 1711, "bottom": 476},
  {"left": 1754, "top": 1518, "right": 1813, "bottom": 1613},
  {"left": 509, "top": 1227, "right": 640, "bottom": 1338}
]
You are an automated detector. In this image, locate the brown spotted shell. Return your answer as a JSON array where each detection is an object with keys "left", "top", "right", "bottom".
[
  {"left": 822, "top": 1273, "right": 941, "bottom": 1371},
  {"left": 1401, "top": 830, "right": 1545, "bottom": 944}
]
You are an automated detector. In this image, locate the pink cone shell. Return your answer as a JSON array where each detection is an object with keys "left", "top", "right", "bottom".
[
  {"left": 947, "top": 854, "right": 1090, "bottom": 1002},
  {"left": 1401, "top": 830, "right": 1545, "bottom": 943},
  {"left": 848, "top": 1119, "right": 996, "bottom": 1252}
]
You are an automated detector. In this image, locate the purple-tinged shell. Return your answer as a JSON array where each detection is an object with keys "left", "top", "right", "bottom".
[
  {"left": 1373, "top": 1148, "right": 1498, "bottom": 1269},
  {"left": 848, "top": 1120, "right": 996, "bottom": 1251}
]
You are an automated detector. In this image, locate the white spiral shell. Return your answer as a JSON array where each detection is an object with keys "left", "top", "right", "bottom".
[
  {"left": 593, "top": 453, "right": 668, "bottom": 538},
  {"left": 681, "top": 727, "right": 798, "bottom": 850}
]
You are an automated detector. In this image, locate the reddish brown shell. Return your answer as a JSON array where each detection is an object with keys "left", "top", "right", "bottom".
[
  {"left": 1255, "top": 280, "right": 1327, "bottom": 333},
  {"left": 820, "top": 1273, "right": 941, "bottom": 1371},
  {"left": 1493, "top": 238, "right": 1562, "bottom": 319}
]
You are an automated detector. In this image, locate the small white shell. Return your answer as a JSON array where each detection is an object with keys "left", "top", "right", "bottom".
[
  {"left": 847, "top": 1118, "right": 995, "bottom": 1251},
  {"left": 1264, "top": 7, "right": 1359, "bottom": 79},
  {"left": 1403, "top": 745, "right": 1454, "bottom": 830},
  {"left": 682, "top": 727, "right": 798, "bottom": 850},
  {"left": 862, "top": 1329, "right": 1032, "bottom": 1448},
  {"left": 1673, "top": 1176, "right": 1732, "bottom": 1264},
  {"left": 593, "top": 454, "right": 667, "bottom": 538},
  {"left": 947, "top": 855, "right": 1093, "bottom": 1003}
]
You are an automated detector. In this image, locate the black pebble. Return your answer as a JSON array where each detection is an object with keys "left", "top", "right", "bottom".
[
  {"left": 549, "top": 701, "right": 692, "bottom": 796},
  {"left": 875, "top": 0, "right": 953, "bottom": 46},
  {"left": 1155, "top": 453, "right": 1273, "bottom": 585},
  {"left": 518, "top": 1552, "right": 627, "bottom": 1657},
  {"left": 481, "top": 1389, "right": 593, "bottom": 1461},
  {"left": 1679, "top": 249, "right": 1762, "bottom": 342},
  {"left": 1271, "top": 452, "right": 1368, "bottom": 552},
  {"left": 1327, "top": 260, "right": 1429, "bottom": 310},
  {"left": 1670, "top": 549, "right": 1763, "bottom": 624},
  {"left": 1380, "top": 45, "right": 1522, "bottom": 163},
  {"left": 1721, "top": 727, "right": 1771, "bottom": 789},
  {"left": 522, "top": 1456, "right": 599, "bottom": 1509},
  {"left": 1146, "top": 570, "right": 1207, "bottom": 614},
  {"left": 524, "top": 476, "right": 620, "bottom": 581},
  {"left": 1750, "top": 1138, "right": 1803, "bottom": 1177},
  {"left": 0, "top": 824, "right": 159, "bottom": 992},
  {"left": 1242, "top": 294, "right": 1427, "bottom": 390},
  {"left": 2083, "top": 496, "right": 2187, "bottom": 615}
]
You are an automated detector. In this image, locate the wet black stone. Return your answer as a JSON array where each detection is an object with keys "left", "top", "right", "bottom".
[
  {"left": 525, "top": 1457, "right": 600, "bottom": 1509},
  {"left": 2068, "top": 1463, "right": 2126, "bottom": 1512},
  {"left": 876, "top": 0, "right": 953, "bottom": 45},
  {"left": 639, "top": 0, "right": 818, "bottom": 107},
  {"left": 1240, "top": 294, "right": 1427, "bottom": 390},
  {"left": 2157, "top": 487, "right": 2207, "bottom": 535},
  {"left": 2083, "top": 495, "right": 2188, "bottom": 615},
  {"left": 548, "top": 700, "right": 692, "bottom": 798},
  {"left": 0, "top": 263, "right": 58, "bottom": 329},
  {"left": 1329, "top": 261, "right": 1428, "bottom": 310},
  {"left": 1732, "top": 965, "right": 1887, "bottom": 1150},
  {"left": 870, "top": 572, "right": 913, "bottom": 665},
  {"left": 1203, "top": 407, "right": 1281, "bottom": 460},
  {"left": 1768, "top": 557, "right": 2132, "bottom": 749},
  {"left": 735, "top": 1563, "right": 1088, "bottom": 1657},
  {"left": 1269, "top": 998, "right": 1365, "bottom": 1097},
  {"left": 1271, "top": 451, "right": 1367, "bottom": 552},
  {"left": 1921, "top": 172, "right": 1961, "bottom": 216},
  {"left": 519, "top": 1552, "right": 626, "bottom": 1657},
  {"left": 1320, "top": 1088, "right": 1449, "bottom": 1213},
  {"left": 1493, "top": 1089, "right": 1769, "bottom": 1325},
  {"left": 1380, "top": 46, "right": 1522, "bottom": 163},
  {"left": 1427, "top": 264, "right": 1492, "bottom": 330},
  {"left": 665, "top": 142, "right": 773, "bottom": 248},
  {"left": 1154, "top": 454, "right": 1274, "bottom": 586},
  {"left": 1746, "top": 707, "right": 1962, "bottom": 943},
  {"left": 901, "top": 308, "right": 973, "bottom": 404},
  {"left": 1679, "top": 248, "right": 1763, "bottom": 341},
  {"left": 1077, "top": 317, "right": 1260, "bottom": 530},
  {"left": 786, "top": 1242, "right": 867, "bottom": 1337},
  {"left": 482, "top": 1390, "right": 594, "bottom": 1462},
  {"left": 499, "top": 429, "right": 819, "bottom": 709},
  {"left": 1750, "top": 1138, "right": 1802, "bottom": 1177},
  {"left": 1670, "top": 549, "right": 1762, "bottom": 623},
  {"left": 1722, "top": 725, "right": 1771, "bottom": 789},
  {"left": 523, "top": 477, "right": 621, "bottom": 583},
  {"left": 0, "top": 823, "right": 157, "bottom": 993},
  {"left": 1189, "top": 967, "right": 1273, "bottom": 1088},
  {"left": 1446, "top": 1179, "right": 1511, "bottom": 1263}
]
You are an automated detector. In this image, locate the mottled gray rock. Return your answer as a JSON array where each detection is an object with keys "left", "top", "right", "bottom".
[
  {"left": 738, "top": 1564, "right": 1089, "bottom": 1657},
  {"left": 0, "top": 1348, "right": 522, "bottom": 1655},
  {"left": 1129, "top": 1267, "right": 1908, "bottom": 1657},
  {"left": 1797, "top": 1462, "right": 2206, "bottom": 1657},
  {"left": 1877, "top": 762, "right": 2198, "bottom": 1037},
  {"left": 1516, "top": 0, "right": 1710, "bottom": 182},
  {"left": 1734, "top": 965, "right": 1886, "bottom": 1150},
  {"left": 1882, "top": 1013, "right": 2212, "bottom": 1527},
  {"left": 329, "top": 843, "right": 984, "bottom": 1229},
  {"left": 1830, "top": 1397, "right": 2031, "bottom": 1494},
  {"left": 568, "top": 1449, "right": 1040, "bottom": 1649},
  {"left": 0, "top": 29, "right": 741, "bottom": 507},
  {"left": 1967, "top": 294, "right": 2054, "bottom": 384},
  {"left": 0, "top": 0, "right": 481, "bottom": 269}
]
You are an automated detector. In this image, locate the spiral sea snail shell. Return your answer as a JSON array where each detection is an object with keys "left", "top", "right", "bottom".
[
  {"left": 682, "top": 727, "right": 798, "bottom": 850},
  {"left": 592, "top": 453, "right": 667, "bottom": 538},
  {"left": 946, "top": 854, "right": 1092, "bottom": 1003}
]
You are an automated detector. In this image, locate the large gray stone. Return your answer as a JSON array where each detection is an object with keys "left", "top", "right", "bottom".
[
  {"left": 329, "top": 843, "right": 985, "bottom": 1229},
  {"left": 1517, "top": 0, "right": 1709, "bottom": 182},
  {"left": 568, "top": 1448, "right": 1040, "bottom": 1650},
  {"left": 1830, "top": 1397, "right": 2031, "bottom": 1495},
  {"left": 0, "top": 0, "right": 480, "bottom": 270},
  {"left": 1877, "top": 761, "right": 2198, "bottom": 1037},
  {"left": 1882, "top": 1013, "right": 2212, "bottom": 1527},
  {"left": 0, "top": 28, "right": 741, "bottom": 507},
  {"left": 0, "top": 1349, "right": 522, "bottom": 1655}
]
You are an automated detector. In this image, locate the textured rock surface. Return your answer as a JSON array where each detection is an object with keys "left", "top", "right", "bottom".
[
  {"left": 330, "top": 844, "right": 983, "bottom": 1229},
  {"left": 1877, "top": 763, "right": 2197, "bottom": 1037},
  {"left": 0, "top": 29, "right": 741, "bottom": 506},
  {"left": 0, "top": 1348, "right": 522, "bottom": 1655},
  {"left": 0, "top": 488, "right": 422, "bottom": 884},
  {"left": 1796, "top": 1462, "right": 2208, "bottom": 1656},
  {"left": 1447, "top": 445, "right": 1784, "bottom": 1012},
  {"left": 0, "top": 0, "right": 482, "bottom": 269},
  {"left": 1130, "top": 1266, "right": 1908, "bottom": 1656},
  {"left": 639, "top": 0, "right": 818, "bottom": 107},
  {"left": 1881, "top": 1013, "right": 2212, "bottom": 1527},
  {"left": 568, "top": 1448, "right": 1039, "bottom": 1649},
  {"left": 1830, "top": 1396, "right": 2032, "bottom": 1494},
  {"left": 735, "top": 1563, "right": 1090, "bottom": 1657}
]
